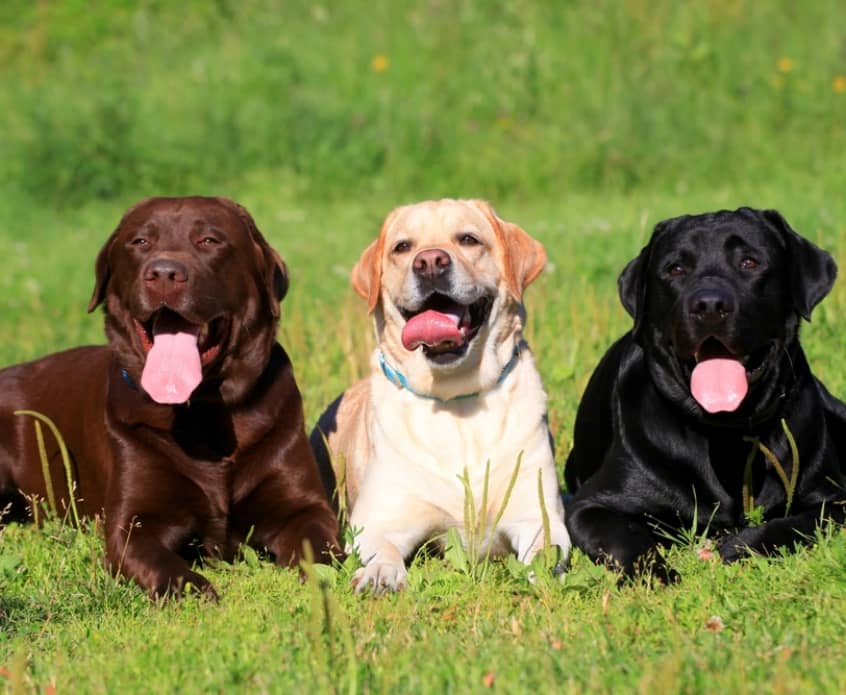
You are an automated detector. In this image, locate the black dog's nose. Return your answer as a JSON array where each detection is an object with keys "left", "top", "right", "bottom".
[
  {"left": 143, "top": 258, "right": 189, "bottom": 285},
  {"left": 687, "top": 288, "right": 735, "bottom": 321},
  {"left": 412, "top": 248, "right": 452, "bottom": 280}
]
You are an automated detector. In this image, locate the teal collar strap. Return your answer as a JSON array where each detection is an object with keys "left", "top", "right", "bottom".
[{"left": 378, "top": 344, "right": 521, "bottom": 402}]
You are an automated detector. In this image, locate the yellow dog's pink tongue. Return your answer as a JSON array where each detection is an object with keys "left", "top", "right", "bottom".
[
  {"left": 401, "top": 309, "right": 464, "bottom": 351},
  {"left": 690, "top": 358, "right": 748, "bottom": 413},
  {"left": 140, "top": 322, "right": 202, "bottom": 404}
]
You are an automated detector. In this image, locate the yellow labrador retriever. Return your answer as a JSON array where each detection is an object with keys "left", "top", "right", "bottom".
[{"left": 311, "top": 199, "right": 570, "bottom": 593}]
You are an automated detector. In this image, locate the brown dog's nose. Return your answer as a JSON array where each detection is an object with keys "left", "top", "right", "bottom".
[
  {"left": 412, "top": 248, "right": 451, "bottom": 280},
  {"left": 144, "top": 258, "right": 189, "bottom": 286}
]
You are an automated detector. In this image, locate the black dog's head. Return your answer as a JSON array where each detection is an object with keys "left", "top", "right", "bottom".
[{"left": 619, "top": 207, "right": 836, "bottom": 420}]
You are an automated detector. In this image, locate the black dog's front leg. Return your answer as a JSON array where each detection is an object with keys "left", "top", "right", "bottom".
[
  {"left": 566, "top": 502, "right": 679, "bottom": 583},
  {"left": 718, "top": 503, "right": 846, "bottom": 562}
]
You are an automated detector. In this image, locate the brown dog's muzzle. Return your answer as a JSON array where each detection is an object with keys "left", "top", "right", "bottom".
[{"left": 143, "top": 257, "right": 190, "bottom": 305}]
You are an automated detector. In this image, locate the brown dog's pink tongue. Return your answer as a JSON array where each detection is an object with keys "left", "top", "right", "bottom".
[
  {"left": 690, "top": 358, "right": 748, "bottom": 413},
  {"left": 401, "top": 309, "right": 464, "bottom": 351},
  {"left": 140, "top": 320, "right": 202, "bottom": 404}
]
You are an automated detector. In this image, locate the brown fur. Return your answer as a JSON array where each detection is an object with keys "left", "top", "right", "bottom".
[{"left": 0, "top": 196, "right": 340, "bottom": 599}]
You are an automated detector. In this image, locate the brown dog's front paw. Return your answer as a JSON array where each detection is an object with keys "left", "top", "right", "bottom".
[{"left": 150, "top": 571, "right": 219, "bottom": 603}]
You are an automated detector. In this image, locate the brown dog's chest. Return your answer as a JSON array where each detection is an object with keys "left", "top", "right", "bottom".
[{"left": 106, "top": 370, "right": 275, "bottom": 553}]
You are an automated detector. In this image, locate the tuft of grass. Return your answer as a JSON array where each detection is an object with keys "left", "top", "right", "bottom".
[{"left": 13, "top": 410, "right": 80, "bottom": 527}]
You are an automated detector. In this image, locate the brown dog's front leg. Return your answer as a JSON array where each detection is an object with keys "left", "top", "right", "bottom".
[
  {"left": 251, "top": 503, "right": 342, "bottom": 568},
  {"left": 105, "top": 516, "right": 218, "bottom": 601}
]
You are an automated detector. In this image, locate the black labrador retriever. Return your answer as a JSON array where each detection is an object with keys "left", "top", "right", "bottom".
[{"left": 565, "top": 207, "right": 846, "bottom": 580}]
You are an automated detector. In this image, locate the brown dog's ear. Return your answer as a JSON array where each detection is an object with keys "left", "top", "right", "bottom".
[
  {"left": 469, "top": 200, "right": 546, "bottom": 301},
  {"left": 351, "top": 208, "right": 404, "bottom": 313},
  {"left": 88, "top": 232, "right": 116, "bottom": 313},
  {"left": 89, "top": 198, "right": 158, "bottom": 313},
  {"left": 226, "top": 198, "right": 289, "bottom": 318},
  {"left": 262, "top": 245, "right": 290, "bottom": 314},
  {"left": 758, "top": 208, "right": 837, "bottom": 320}
]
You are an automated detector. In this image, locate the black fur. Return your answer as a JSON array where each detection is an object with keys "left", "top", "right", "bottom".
[{"left": 565, "top": 207, "right": 846, "bottom": 580}]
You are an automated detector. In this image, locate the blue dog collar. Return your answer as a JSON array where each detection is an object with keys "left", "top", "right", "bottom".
[
  {"left": 121, "top": 367, "right": 139, "bottom": 391},
  {"left": 378, "top": 344, "right": 521, "bottom": 402}
]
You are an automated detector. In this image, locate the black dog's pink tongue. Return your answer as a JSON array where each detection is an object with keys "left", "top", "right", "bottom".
[
  {"left": 690, "top": 358, "right": 748, "bottom": 413},
  {"left": 401, "top": 309, "right": 464, "bottom": 351},
  {"left": 140, "top": 314, "right": 202, "bottom": 404}
]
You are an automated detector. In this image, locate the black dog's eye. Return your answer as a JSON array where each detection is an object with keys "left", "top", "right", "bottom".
[
  {"left": 458, "top": 233, "right": 481, "bottom": 247},
  {"left": 393, "top": 240, "right": 412, "bottom": 254},
  {"left": 739, "top": 257, "right": 759, "bottom": 270},
  {"left": 667, "top": 262, "right": 686, "bottom": 277}
]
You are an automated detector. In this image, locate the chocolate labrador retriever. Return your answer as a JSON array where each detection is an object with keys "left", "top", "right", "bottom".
[
  {"left": 0, "top": 196, "right": 340, "bottom": 599},
  {"left": 565, "top": 207, "right": 846, "bottom": 580}
]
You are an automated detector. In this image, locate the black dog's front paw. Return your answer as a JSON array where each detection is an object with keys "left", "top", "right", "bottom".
[
  {"left": 599, "top": 548, "right": 680, "bottom": 586},
  {"left": 630, "top": 551, "right": 680, "bottom": 586},
  {"left": 717, "top": 527, "right": 764, "bottom": 563},
  {"left": 717, "top": 535, "right": 747, "bottom": 563}
]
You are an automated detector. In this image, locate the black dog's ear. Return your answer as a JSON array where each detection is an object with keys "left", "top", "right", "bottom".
[
  {"left": 761, "top": 209, "right": 837, "bottom": 320},
  {"left": 618, "top": 248, "right": 647, "bottom": 319},
  {"left": 618, "top": 219, "right": 675, "bottom": 336}
]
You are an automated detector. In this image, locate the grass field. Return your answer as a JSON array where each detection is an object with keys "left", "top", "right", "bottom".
[{"left": 2, "top": 1, "right": 846, "bottom": 693}]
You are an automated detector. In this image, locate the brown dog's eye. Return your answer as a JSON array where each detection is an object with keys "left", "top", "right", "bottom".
[
  {"left": 458, "top": 233, "right": 481, "bottom": 247},
  {"left": 130, "top": 238, "right": 149, "bottom": 247},
  {"left": 198, "top": 236, "right": 221, "bottom": 246},
  {"left": 393, "top": 241, "right": 411, "bottom": 254},
  {"left": 740, "top": 257, "right": 759, "bottom": 270}
]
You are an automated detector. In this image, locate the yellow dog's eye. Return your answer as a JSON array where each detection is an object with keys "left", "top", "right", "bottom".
[
  {"left": 458, "top": 233, "right": 480, "bottom": 246},
  {"left": 393, "top": 241, "right": 412, "bottom": 254}
]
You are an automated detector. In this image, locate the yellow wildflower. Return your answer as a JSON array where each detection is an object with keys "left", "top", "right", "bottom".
[
  {"left": 371, "top": 54, "right": 389, "bottom": 73},
  {"left": 776, "top": 57, "right": 794, "bottom": 73},
  {"left": 834, "top": 75, "right": 846, "bottom": 94},
  {"left": 495, "top": 115, "right": 514, "bottom": 131}
]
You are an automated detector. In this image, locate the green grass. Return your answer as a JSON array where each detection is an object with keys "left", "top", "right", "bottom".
[
  {"left": 3, "top": 1, "right": 846, "bottom": 692},
  {"left": 2, "top": 0, "right": 846, "bottom": 204},
  {"left": 2, "top": 191, "right": 846, "bottom": 694}
]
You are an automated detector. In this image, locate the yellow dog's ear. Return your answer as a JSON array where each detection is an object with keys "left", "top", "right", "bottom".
[
  {"left": 351, "top": 207, "right": 403, "bottom": 313},
  {"left": 467, "top": 200, "right": 547, "bottom": 302}
]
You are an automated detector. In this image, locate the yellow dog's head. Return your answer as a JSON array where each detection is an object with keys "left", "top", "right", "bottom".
[{"left": 352, "top": 199, "right": 546, "bottom": 399}]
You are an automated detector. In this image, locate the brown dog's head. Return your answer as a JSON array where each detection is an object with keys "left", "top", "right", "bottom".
[
  {"left": 352, "top": 199, "right": 546, "bottom": 399},
  {"left": 89, "top": 196, "right": 288, "bottom": 405}
]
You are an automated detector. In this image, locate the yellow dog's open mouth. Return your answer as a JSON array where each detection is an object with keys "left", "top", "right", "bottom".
[{"left": 399, "top": 293, "right": 492, "bottom": 363}]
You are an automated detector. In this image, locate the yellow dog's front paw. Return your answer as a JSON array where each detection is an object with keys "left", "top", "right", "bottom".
[{"left": 351, "top": 562, "right": 408, "bottom": 596}]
